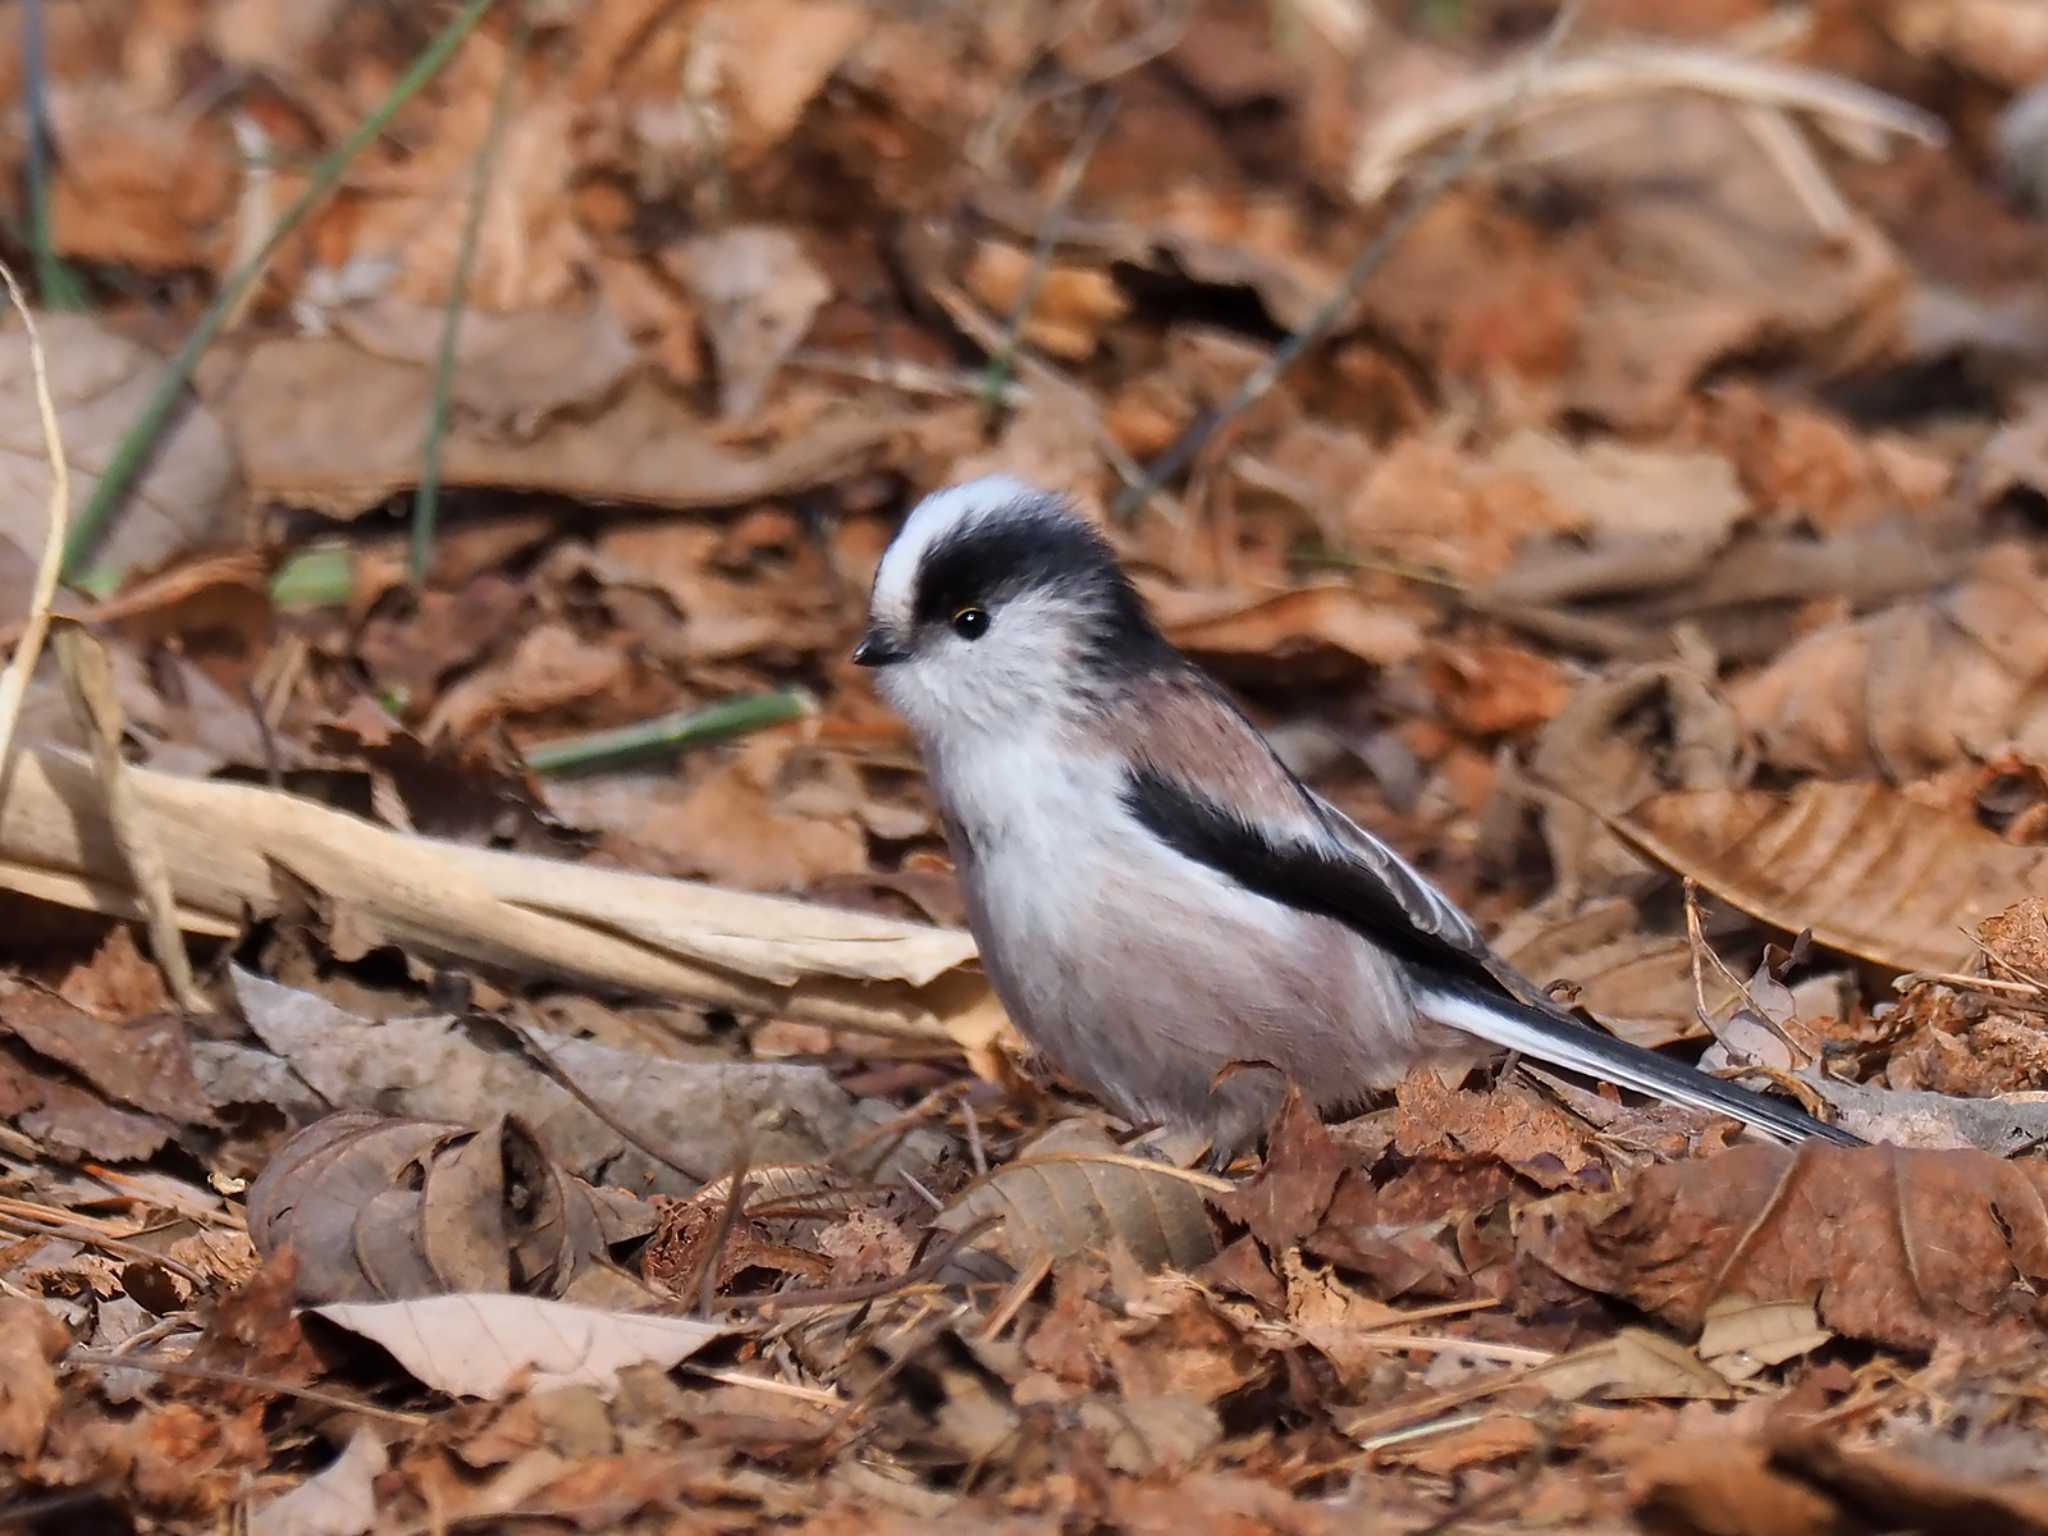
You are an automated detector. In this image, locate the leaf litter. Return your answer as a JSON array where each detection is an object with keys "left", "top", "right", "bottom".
[{"left": 5, "top": 1, "right": 2048, "bottom": 1530}]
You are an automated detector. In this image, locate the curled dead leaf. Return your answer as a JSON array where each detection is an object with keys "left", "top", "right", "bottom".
[
  {"left": 934, "top": 1123, "right": 1221, "bottom": 1284},
  {"left": 246, "top": 1111, "right": 658, "bottom": 1306}
]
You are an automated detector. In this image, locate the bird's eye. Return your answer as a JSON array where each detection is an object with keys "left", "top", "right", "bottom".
[{"left": 951, "top": 607, "right": 990, "bottom": 640}]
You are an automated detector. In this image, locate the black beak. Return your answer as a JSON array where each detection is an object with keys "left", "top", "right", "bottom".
[{"left": 852, "top": 629, "right": 908, "bottom": 668}]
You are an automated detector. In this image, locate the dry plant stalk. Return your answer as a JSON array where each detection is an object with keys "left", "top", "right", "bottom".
[
  {"left": 0, "top": 744, "right": 990, "bottom": 1045},
  {"left": 0, "top": 258, "right": 70, "bottom": 780},
  {"left": 52, "top": 626, "right": 210, "bottom": 1012}
]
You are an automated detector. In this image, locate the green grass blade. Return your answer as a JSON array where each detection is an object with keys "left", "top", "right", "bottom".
[
  {"left": 62, "top": 0, "right": 501, "bottom": 579},
  {"left": 523, "top": 692, "right": 814, "bottom": 778},
  {"left": 411, "top": 15, "right": 527, "bottom": 587},
  {"left": 269, "top": 545, "right": 355, "bottom": 610},
  {"left": 24, "top": 0, "right": 87, "bottom": 310}
]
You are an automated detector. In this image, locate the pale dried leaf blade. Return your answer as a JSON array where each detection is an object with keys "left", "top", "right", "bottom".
[
  {"left": 53, "top": 625, "right": 209, "bottom": 1012},
  {"left": 311, "top": 1295, "right": 727, "bottom": 1400},
  {"left": 433, "top": 844, "right": 979, "bottom": 987},
  {"left": 1614, "top": 783, "right": 2048, "bottom": 974},
  {"left": 0, "top": 745, "right": 982, "bottom": 1042}
]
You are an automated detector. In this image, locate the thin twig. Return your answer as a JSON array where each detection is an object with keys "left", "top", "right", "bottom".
[
  {"left": 983, "top": 88, "right": 1117, "bottom": 407},
  {"left": 1113, "top": 0, "right": 1585, "bottom": 521},
  {"left": 975, "top": 1249, "right": 1052, "bottom": 1343},
  {"left": 500, "top": 1017, "right": 714, "bottom": 1184},
  {"left": 62, "top": 0, "right": 501, "bottom": 576},
  {"left": 0, "top": 1214, "right": 207, "bottom": 1288},
  {"left": 960, "top": 1096, "right": 988, "bottom": 1179},
  {"left": 714, "top": 1214, "right": 1002, "bottom": 1314},
  {"left": 700, "top": 1160, "right": 753, "bottom": 1317},
  {"left": 0, "top": 257, "right": 72, "bottom": 784},
  {"left": 411, "top": 15, "right": 527, "bottom": 586},
  {"left": 65, "top": 1349, "right": 430, "bottom": 1427}
]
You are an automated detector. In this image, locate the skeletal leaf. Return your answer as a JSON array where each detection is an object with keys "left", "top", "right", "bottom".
[{"left": 934, "top": 1123, "right": 1220, "bottom": 1284}]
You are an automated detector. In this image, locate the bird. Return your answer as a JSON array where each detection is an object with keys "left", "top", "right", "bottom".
[{"left": 854, "top": 475, "right": 1862, "bottom": 1164}]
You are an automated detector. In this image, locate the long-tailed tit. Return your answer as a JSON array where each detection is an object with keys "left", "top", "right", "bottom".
[{"left": 855, "top": 477, "right": 1861, "bottom": 1163}]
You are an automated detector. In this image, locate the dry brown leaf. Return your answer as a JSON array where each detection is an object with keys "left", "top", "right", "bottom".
[
  {"left": 1, "top": 312, "right": 237, "bottom": 576},
  {"left": 1423, "top": 641, "right": 1573, "bottom": 736},
  {"left": 936, "top": 1122, "right": 1221, "bottom": 1283},
  {"left": 424, "top": 621, "right": 631, "bottom": 744},
  {"left": 311, "top": 1295, "right": 727, "bottom": 1400},
  {"left": 1614, "top": 781, "right": 2048, "bottom": 975},
  {"left": 1521, "top": 1141, "right": 2048, "bottom": 1352},
  {"left": 694, "top": 0, "right": 867, "bottom": 164},
  {"left": 964, "top": 242, "right": 1129, "bottom": 362},
  {"left": 44, "top": 94, "right": 236, "bottom": 272},
  {"left": 1363, "top": 100, "right": 1902, "bottom": 429},
  {"left": 1158, "top": 586, "right": 1426, "bottom": 675},
  {"left": 1480, "top": 429, "right": 1750, "bottom": 549},
  {"left": 230, "top": 970, "right": 945, "bottom": 1194},
  {"left": 1391, "top": 1071, "right": 1605, "bottom": 1189},
  {"left": 1515, "top": 660, "right": 1741, "bottom": 900},
  {"left": 0, "top": 1297, "right": 71, "bottom": 1458},
  {"left": 1790, "top": 1075, "right": 2048, "bottom": 1154},
  {"left": 1345, "top": 435, "right": 1581, "bottom": 583},
  {"left": 1210, "top": 1089, "right": 1348, "bottom": 1252},
  {"left": 1494, "top": 897, "right": 1736, "bottom": 1049},
  {"left": 0, "top": 976, "right": 203, "bottom": 1123},
  {"left": 246, "top": 1111, "right": 656, "bottom": 1306},
  {"left": 1695, "top": 1297, "right": 1833, "bottom": 1383},
  {"left": 222, "top": 338, "right": 902, "bottom": 518},
  {"left": 548, "top": 739, "right": 870, "bottom": 894},
  {"left": 1537, "top": 1328, "right": 1734, "bottom": 1402},
  {"left": 669, "top": 226, "right": 831, "bottom": 419},
  {"left": 335, "top": 35, "right": 587, "bottom": 312},
  {"left": 334, "top": 301, "right": 640, "bottom": 440},
  {"left": 1731, "top": 547, "right": 2048, "bottom": 778}
]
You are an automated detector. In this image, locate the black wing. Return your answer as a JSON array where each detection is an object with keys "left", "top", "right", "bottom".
[{"left": 1122, "top": 764, "right": 1510, "bottom": 997}]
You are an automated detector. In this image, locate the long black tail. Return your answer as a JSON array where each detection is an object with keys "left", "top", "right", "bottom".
[{"left": 1413, "top": 975, "right": 1863, "bottom": 1147}]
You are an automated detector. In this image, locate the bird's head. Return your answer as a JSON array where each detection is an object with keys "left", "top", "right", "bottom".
[{"left": 856, "top": 477, "right": 1170, "bottom": 737}]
